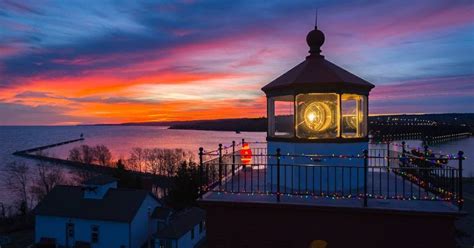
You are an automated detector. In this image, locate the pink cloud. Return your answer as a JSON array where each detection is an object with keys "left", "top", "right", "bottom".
[
  {"left": 371, "top": 75, "right": 474, "bottom": 101},
  {"left": 321, "top": 2, "right": 473, "bottom": 57},
  {"left": 363, "top": 6, "right": 472, "bottom": 41},
  {"left": 0, "top": 44, "right": 27, "bottom": 58}
]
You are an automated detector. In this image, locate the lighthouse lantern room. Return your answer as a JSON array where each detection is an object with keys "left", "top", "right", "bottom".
[{"left": 262, "top": 24, "right": 374, "bottom": 159}]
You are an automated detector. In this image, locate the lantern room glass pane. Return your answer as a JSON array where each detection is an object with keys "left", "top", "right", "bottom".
[
  {"left": 296, "top": 93, "right": 339, "bottom": 139},
  {"left": 341, "top": 94, "right": 367, "bottom": 138},
  {"left": 268, "top": 95, "right": 294, "bottom": 137}
]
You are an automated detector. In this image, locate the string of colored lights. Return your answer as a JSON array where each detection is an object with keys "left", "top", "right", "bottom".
[
  {"left": 370, "top": 140, "right": 466, "bottom": 158},
  {"left": 205, "top": 191, "right": 456, "bottom": 202},
  {"left": 203, "top": 152, "right": 464, "bottom": 162},
  {"left": 199, "top": 166, "right": 460, "bottom": 203},
  {"left": 202, "top": 140, "right": 466, "bottom": 160}
]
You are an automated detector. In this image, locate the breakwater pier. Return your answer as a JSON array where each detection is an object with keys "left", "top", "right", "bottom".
[
  {"left": 11, "top": 138, "right": 171, "bottom": 187},
  {"left": 12, "top": 138, "right": 84, "bottom": 156}
]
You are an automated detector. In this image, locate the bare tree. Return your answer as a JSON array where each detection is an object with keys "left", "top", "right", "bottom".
[
  {"left": 69, "top": 144, "right": 111, "bottom": 165},
  {"left": 163, "top": 149, "right": 181, "bottom": 177},
  {"left": 93, "top": 145, "right": 112, "bottom": 166},
  {"left": 29, "top": 159, "right": 66, "bottom": 203},
  {"left": 128, "top": 147, "right": 145, "bottom": 172},
  {"left": 144, "top": 148, "right": 162, "bottom": 175},
  {"left": 2, "top": 162, "right": 30, "bottom": 213},
  {"left": 68, "top": 146, "right": 82, "bottom": 162},
  {"left": 142, "top": 148, "right": 195, "bottom": 176},
  {"left": 81, "top": 145, "right": 95, "bottom": 164},
  {"left": 155, "top": 148, "right": 167, "bottom": 175},
  {"left": 167, "top": 149, "right": 196, "bottom": 176}
]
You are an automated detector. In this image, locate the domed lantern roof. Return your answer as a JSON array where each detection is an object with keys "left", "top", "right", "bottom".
[{"left": 261, "top": 26, "right": 374, "bottom": 97}]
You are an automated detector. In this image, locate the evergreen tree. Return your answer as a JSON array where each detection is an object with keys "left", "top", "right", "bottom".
[{"left": 166, "top": 161, "right": 200, "bottom": 210}]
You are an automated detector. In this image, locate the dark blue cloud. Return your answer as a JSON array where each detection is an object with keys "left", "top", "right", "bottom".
[{"left": 0, "top": 0, "right": 329, "bottom": 86}]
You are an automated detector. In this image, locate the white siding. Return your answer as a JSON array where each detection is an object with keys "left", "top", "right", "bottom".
[
  {"left": 130, "top": 195, "right": 160, "bottom": 248},
  {"left": 176, "top": 223, "right": 206, "bottom": 248},
  {"left": 35, "top": 215, "right": 129, "bottom": 248}
]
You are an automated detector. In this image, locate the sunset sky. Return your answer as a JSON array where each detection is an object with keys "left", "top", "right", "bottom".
[{"left": 0, "top": 0, "right": 473, "bottom": 125}]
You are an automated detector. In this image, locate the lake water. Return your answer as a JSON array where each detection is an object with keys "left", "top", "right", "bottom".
[
  {"left": 0, "top": 126, "right": 472, "bottom": 208},
  {"left": 430, "top": 137, "right": 474, "bottom": 177},
  {"left": 0, "top": 126, "right": 267, "bottom": 208},
  {"left": 0, "top": 126, "right": 267, "bottom": 162}
]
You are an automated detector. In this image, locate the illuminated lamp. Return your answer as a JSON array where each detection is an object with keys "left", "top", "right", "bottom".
[{"left": 303, "top": 101, "right": 332, "bottom": 132}]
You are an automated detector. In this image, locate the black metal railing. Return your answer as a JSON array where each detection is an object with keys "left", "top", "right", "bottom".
[{"left": 198, "top": 141, "right": 465, "bottom": 211}]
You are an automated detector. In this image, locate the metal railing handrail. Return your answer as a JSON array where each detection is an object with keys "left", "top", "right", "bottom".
[
  {"left": 198, "top": 144, "right": 465, "bottom": 211},
  {"left": 205, "top": 153, "right": 461, "bottom": 162}
]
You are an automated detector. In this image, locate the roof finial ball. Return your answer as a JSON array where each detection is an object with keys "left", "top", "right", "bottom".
[
  {"left": 306, "top": 8, "right": 325, "bottom": 57},
  {"left": 306, "top": 27, "right": 325, "bottom": 56}
]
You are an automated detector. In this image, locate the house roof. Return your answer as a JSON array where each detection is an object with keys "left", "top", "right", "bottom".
[
  {"left": 82, "top": 175, "right": 118, "bottom": 185},
  {"left": 261, "top": 26, "right": 374, "bottom": 96},
  {"left": 33, "top": 185, "right": 159, "bottom": 222},
  {"left": 155, "top": 207, "right": 205, "bottom": 239}
]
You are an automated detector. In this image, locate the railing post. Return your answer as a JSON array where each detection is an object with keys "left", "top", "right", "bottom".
[
  {"left": 363, "top": 149, "right": 368, "bottom": 207},
  {"left": 401, "top": 141, "right": 407, "bottom": 167},
  {"left": 458, "top": 150, "right": 464, "bottom": 211},
  {"left": 276, "top": 148, "right": 281, "bottom": 203},
  {"left": 218, "top": 144, "right": 223, "bottom": 189},
  {"left": 386, "top": 141, "right": 390, "bottom": 168},
  {"left": 232, "top": 141, "right": 236, "bottom": 176},
  {"left": 199, "top": 147, "right": 204, "bottom": 199}
]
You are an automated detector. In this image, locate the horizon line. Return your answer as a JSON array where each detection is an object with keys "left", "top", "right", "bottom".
[{"left": 1, "top": 112, "right": 473, "bottom": 127}]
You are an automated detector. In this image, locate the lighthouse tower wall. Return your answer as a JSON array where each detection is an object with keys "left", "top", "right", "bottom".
[{"left": 266, "top": 141, "right": 368, "bottom": 194}]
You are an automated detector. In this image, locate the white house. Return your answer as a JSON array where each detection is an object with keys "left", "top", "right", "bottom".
[
  {"left": 33, "top": 175, "right": 161, "bottom": 248},
  {"left": 154, "top": 207, "right": 206, "bottom": 248}
]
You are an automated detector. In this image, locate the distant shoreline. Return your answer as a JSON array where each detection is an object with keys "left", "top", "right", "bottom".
[
  {"left": 74, "top": 113, "right": 474, "bottom": 133},
  {"left": 80, "top": 117, "right": 268, "bottom": 132}
]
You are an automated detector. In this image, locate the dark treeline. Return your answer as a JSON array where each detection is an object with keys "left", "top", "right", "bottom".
[
  {"left": 67, "top": 145, "right": 194, "bottom": 177},
  {"left": 66, "top": 144, "right": 201, "bottom": 209}
]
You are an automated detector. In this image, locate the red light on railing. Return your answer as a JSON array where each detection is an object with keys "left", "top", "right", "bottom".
[{"left": 240, "top": 143, "right": 252, "bottom": 165}]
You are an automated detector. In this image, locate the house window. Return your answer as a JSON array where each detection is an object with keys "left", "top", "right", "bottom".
[
  {"left": 199, "top": 221, "right": 203, "bottom": 233},
  {"left": 91, "top": 225, "right": 99, "bottom": 243},
  {"left": 66, "top": 223, "right": 74, "bottom": 238},
  {"left": 191, "top": 226, "right": 195, "bottom": 239}
]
